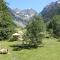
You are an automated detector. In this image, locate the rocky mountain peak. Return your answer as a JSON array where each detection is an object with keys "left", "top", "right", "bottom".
[{"left": 9, "top": 8, "right": 37, "bottom": 27}]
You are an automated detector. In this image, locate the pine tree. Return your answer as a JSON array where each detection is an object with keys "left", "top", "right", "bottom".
[{"left": 52, "top": 15, "right": 60, "bottom": 38}]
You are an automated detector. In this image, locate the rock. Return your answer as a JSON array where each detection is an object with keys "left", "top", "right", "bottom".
[{"left": 0, "top": 48, "right": 8, "bottom": 54}]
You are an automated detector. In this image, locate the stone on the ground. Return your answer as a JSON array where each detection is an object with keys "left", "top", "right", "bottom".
[{"left": 0, "top": 48, "right": 8, "bottom": 54}]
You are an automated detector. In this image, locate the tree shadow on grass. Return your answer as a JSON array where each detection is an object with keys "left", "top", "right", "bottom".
[{"left": 10, "top": 44, "right": 44, "bottom": 51}]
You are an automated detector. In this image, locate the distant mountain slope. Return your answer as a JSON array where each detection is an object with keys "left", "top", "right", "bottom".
[
  {"left": 41, "top": 1, "right": 60, "bottom": 22},
  {"left": 9, "top": 8, "right": 37, "bottom": 27}
]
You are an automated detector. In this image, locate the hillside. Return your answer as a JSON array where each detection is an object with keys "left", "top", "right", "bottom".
[
  {"left": 41, "top": 0, "right": 60, "bottom": 22},
  {"left": 0, "top": 0, "right": 15, "bottom": 40}
]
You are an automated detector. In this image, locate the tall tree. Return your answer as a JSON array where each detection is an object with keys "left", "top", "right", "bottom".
[
  {"left": 23, "top": 15, "right": 45, "bottom": 47},
  {"left": 0, "top": 0, "right": 15, "bottom": 40},
  {"left": 52, "top": 15, "right": 60, "bottom": 38}
]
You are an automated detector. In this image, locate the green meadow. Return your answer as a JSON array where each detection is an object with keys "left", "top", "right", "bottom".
[{"left": 0, "top": 38, "right": 60, "bottom": 60}]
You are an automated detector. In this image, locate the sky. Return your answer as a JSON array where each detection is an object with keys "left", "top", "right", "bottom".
[{"left": 6, "top": 0, "right": 57, "bottom": 12}]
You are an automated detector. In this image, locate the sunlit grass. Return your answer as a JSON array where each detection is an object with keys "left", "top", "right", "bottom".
[{"left": 0, "top": 38, "right": 60, "bottom": 60}]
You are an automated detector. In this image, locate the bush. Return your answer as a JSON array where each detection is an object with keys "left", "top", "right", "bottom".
[
  {"left": 9, "top": 33, "right": 20, "bottom": 41},
  {"left": 0, "top": 28, "right": 14, "bottom": 40},
  {"left": 10, "top": 36, "right": 18, "bottom": 41}
]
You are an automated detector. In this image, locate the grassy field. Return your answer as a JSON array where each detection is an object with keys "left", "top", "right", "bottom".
[{"left": 0, "top": 38, "right": 60, "bottom": 60}]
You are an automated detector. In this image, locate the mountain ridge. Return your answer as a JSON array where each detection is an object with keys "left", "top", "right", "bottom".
[
  {"left": 9, "top": 8, "right": 37, "bottom": 27},
  {"left": 41, "top": 1, "right": 60, "bottom": 22}
]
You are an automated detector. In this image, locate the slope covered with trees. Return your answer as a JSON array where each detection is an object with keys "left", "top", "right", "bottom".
[{"left": 0, "top": 0, "right": 15, "bottom": 40}]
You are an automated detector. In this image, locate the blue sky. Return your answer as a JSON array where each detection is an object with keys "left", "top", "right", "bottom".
[{"left": 6, "top": 0, "right": 57, "bottom": 12}]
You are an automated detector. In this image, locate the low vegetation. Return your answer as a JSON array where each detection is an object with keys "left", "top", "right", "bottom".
[{"left": 0, "top": 38, "right": 60, "bottom": 60}]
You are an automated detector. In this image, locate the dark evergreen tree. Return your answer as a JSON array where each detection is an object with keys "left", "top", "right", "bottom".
[{"left": 52, "top": 15, "right": 60, "bottom": 38}]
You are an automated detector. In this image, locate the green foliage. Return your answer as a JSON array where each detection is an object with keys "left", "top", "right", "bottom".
[
  {"left": 46, "top": 15, "right": 60, "bottom": 38},
  {"left": 10, "top": 35, "right": 18, "bottom": 41},
  {"left": 46, "top": 21, "right": 53, "bottom": 37},
  {"left": 0, "top": 28, "right": 13, "bottom": 40},
  {"left": 23, "top": 15, "right": 45, "bottom": 47},
  {"left": 0, "top": 0, "right": 15, "bottom": 40},
  {"left": 52, "top": 15, "right": 60, "bottom": 38}
]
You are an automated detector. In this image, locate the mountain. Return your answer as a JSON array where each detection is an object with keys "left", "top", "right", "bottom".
[
  {"left": 9, "top": 8, "right": 37, "bottom": 27},
  {"left": 41, "top": 0, "right": 60, "bottom": 22}
]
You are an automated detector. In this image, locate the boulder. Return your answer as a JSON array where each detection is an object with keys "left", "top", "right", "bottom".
[{"left": 0, "top": 48, "right": 8, "bottom": 54}]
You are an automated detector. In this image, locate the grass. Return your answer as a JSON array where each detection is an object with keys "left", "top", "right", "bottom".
[{"left": 0, "top": 38, "right": 60, "bottom": 60}]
